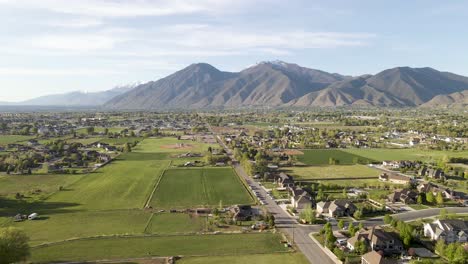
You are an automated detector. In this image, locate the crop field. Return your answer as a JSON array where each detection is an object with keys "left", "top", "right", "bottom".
[
  {"left": 144, "top": 213, "right": 206, "bottom": 234},
  {"left": 342, "top": 148, "right": 468, "bottom": 162},
  {"left": 179, "top": 253, "right": 309, "bottom": 264},
  {"left": 149, "top": 168, "right": 253, "bottom": 208},
  {"left": 31, "top": 233, "right": 288, "bottom": 263},
  {"left": 297, "top": 149, "right": 374, "bottom": 165},
  {"left": 134, "top": 137, "right": 216, "bottom": 153},
  {"left": 47, "top": 152, "right": 170, "bottom": 210},
  {"left": 0, "top": 174, "right": 85, "bottom": 198},
  {"left": 284, "top": 164, "right": 380, "bottom": 180},
  {"left": 0, "top": 135, "right": 36, "bottom": 145},
  {"left": 6, "top": 210, "right": 151, "bottom": 246}
]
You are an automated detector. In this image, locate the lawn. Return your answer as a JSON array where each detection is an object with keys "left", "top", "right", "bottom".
[
  {"left": 149, "top": 168, "right": 253, "bottom": 208},
  {"left": 283, "top": 164, "right": 380, "bottom": 180},
  {"left": 31, "top": 233, "right": 288, "bottom": 262},
  {"left": 342, "top": 148, "right": 468, "bottom": 162},
  {"left": 178, "top": 253, "right": 309, "bottom": 264},
  {"left": 0, "top": 135, "right": 36, "bottom": 145},
  {"left": 297, "top": 149, "right": 374, "bottom": 165},
  {"left": 0, "top": 174, "right": 85, "bottom": 198},
  {"left": 46, "top": 151, "right": 170, "bottom": 211},
  {"left": 98, "top": 137, "right": 140, "bottom": 146},
  {"left": 4, "top": 210, "right": 151, "bottom": 246},
  {"left": 134, "top": 137, "right": 216, "bottom": 153},
  {"left": 144, "top": 213, "right": 205, "bottom": 234}
]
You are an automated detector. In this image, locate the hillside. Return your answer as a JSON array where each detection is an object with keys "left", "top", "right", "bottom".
[{"left": 420, "top": 90, "right": 468, "bottom": 108}]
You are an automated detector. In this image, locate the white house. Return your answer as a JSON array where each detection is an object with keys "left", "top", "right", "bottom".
[{"left": 424, "top": 219, "right": 468, "bottom": 243}]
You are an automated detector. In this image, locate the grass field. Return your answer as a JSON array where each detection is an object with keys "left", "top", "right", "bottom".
[
  {"left": 144, "top": 213, "right": 205, "bottom": 234},
  {"left": 343, "top": 148, "right": 468, "bottom": 162},
  {"left": 284, "top": 165, "right": 380, "bottom": 180},
  {"left": 98, "top": 137, "right": 140, "bottom": 146},
  {"left": 297, "top": 149, "right": 374, "bottom": 165},
  {"left": 5, "top": 210, "right": 151, "bottom": 246},
  {"left": 0, "top": 135, "right": 36, "bottom": 145},
  {"left": 178, "top": 253, "right": 309, "bottom": 264},
  {"left": 47, "top": 152, "right": 170, "bottom": 210},
  {"left": 31, "top": 233, "right": 288, "bottom": 262},
  {"left": 0, "top": 174, "right": 85, "bottom": 198},
  {"left": 150, "top": 168, "right": 253, "bottom": 208},
  {"left": 134, "top": 137, "right": 216, "bottom": 153}
]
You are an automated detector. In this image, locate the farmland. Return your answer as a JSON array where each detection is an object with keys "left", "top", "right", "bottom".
[
  {"left": 296, "top": 149, "right": 374, "bottom": 165},
  {"left": 134, "top": 137, "right": 217, "bottom": 153},
  {"left": 149, "top": 168, "right": 253, "bottom": 208},
  {"left": 342, "top": 148, "right": 468, "bottom": 162},
  {"left": 179, "top": 253, "right": 309, "bottom": 264},
  {"left": 0, "top": 135, "right": 36, "bottom": 145},
  {"left": 284, "top": 164, "right": 380, "bottom": 181},
  {"left": 47, "top": 152, "right": 170, "bottom": 210},
  {"left": 31, "top": 233, "right": 289, "bottom": 262}
]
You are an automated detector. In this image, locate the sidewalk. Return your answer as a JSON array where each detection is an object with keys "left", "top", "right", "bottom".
[{"left": 308, "top": 233, "right": 343, "bottom": 264}]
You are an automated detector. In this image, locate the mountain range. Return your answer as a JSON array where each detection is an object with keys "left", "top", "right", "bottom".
[{"left": 4, "top": 61, "right": 468, "bottom": 109}]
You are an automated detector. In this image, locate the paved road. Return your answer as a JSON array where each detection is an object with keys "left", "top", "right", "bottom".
[{"left": 211, "top": 131, "right": 335, "bottom": 264}]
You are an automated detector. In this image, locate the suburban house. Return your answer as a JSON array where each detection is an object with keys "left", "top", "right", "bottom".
[
  {"left": 419, "top": 167, "right": 445, "bottom": 179},
  {"left": 423, "top": 219, "right": 468, "bottom": 243},
  {"left": 361, "top": 251, "right": 396, "bottom": 264},
  {"left": 230, "top": 205, "right": 253, "bottom": 221},
  {"left": 288, "top": 187, "right": 314, "bottom": 210},
  {"left": 379, "top": 173, "right": 412, "bottom": 185},
  {"left": 275, "top": 172, "right": 294, "bottom": 188},
  {"left": 348, "top": 226, "right": 404, "bottom": 255},
  {"left": 387, "top": 189, "right": 418, "bottom": 204},
  {"left": 316, "top": 200, "right": 357, "bottom": 217}
]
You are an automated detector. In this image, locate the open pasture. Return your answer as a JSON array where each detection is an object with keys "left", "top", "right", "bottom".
[
  {"left": 0, "top": 135, "right": 36, "bottom": 145},
  {"left": 343, "top": 148, "right": 468, "bottom": 162},
  {"left": 31, "top": 233, "right": 288, "bottom": 263},
  {"left": 46, "top": 149, "right": 169, "bottom": 211},
  {"left": 284, "top": 164, "right": 380, "bottom": 181},
  {"left": 179, "top": 253, "right": 309, "bottom": 264},
  {"left": 4, "top": 210, "right": 151, "bottom": 246},
  {"left": 297, "top": 149, "right": 374, "bottom": 165},
  {"left": 149, "top": 168, "right": 253, "bottom": 208},
  {"left": 133, "top": 137, "right": 216, "bottom": 153}
]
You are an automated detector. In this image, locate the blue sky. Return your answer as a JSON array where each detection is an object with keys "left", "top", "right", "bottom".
[{"left": 0, "top": 0, "right": 467, "bottom": 101}]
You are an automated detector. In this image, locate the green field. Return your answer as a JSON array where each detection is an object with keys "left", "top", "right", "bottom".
[
  {"left": 31, "top": 233, "right": 288, "bottom": 262},
  {"left": 150, "top": 168, "right": 253, "bottom": 208},
  {"left": 284, "top": 164, "right": 380, "bottom": 180},
  {"left": 179, "top": 253, "right": 309, "bottom": 264},
  {"left": 5, "top": 210, "right": 151, "bottom": 246},
  {"left": 145, "top": 213, "right": 206, "bottom": 234},
  {"left": 343, "top": 148, "right": 468, "bottom": 162},
  {"left": 0, "top": 135, "right": 36, "bottom": 145},
  {"left": 46, "top": 152, "right": 169, "bottom": 210},
  {"left": 134, "top": 137, "right": 216, "bottom": 153},
  {"left": 297, "top": 149, "right": 374, "bottom": 165},
  {"left": 99, "top": 137, "right": 140, "bottom": 146},
  {"left": 0, "top": 174, "right": 84, "bottom": 198}
]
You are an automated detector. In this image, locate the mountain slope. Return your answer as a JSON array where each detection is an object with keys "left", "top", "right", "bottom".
[
  {"left": 105, "top": 61, "right": 345, "bottom": 109},
  {"left": 293, "top": 67, "right": 468, "bottom": 107},
  {"left": 420, "top": 90, "right": 468, "bottom": 108},
  {"left": 19, "top": 85, "right": 137, "bottom": 106}
]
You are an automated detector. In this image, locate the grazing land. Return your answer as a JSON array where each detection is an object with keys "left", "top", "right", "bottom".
[
  {"left": 283, "top": 165, "right": 380, "bottom": 181},
  {"left": 134, "top": 137, "right": 216, "bottom": 153},
  {"left": 31, "top": 233, "right": 288, "bottom": 262},
  {"left": 296, "top": 149, "right": 374, "bottom": 165},
  {"left": 0, "top": 135, "right": 36, "bottom": 145},
  {"left": 178, "top": 253, "right": 309, "bottom": 264},
  {"left": 149, "top": 168, "right": 253, "bottom": 208},
  {"left": 46, "top": 152, "right": 170, "bottom": 210},
  {"left": 144, "top": 213, "right": 206, "bottom": 234},
  {"left": 342, "top": 148, "right": 468, "bottom": 162},
  {"left": 0, "top": 174, "right": 85, "bottom": 198}
]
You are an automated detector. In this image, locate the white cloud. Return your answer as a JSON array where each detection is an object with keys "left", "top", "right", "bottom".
[
  {"left": 44, "top": 17, "right": 104, "bottom": 28},
  {"left": 0, "top": 0, "right": 256, "bottom": 17},
  {"left": 29, "top": 33, "right": 121, "bottom": 52},
  {"left": 0, "top": 67, "right": 121, "bottom": 76}
]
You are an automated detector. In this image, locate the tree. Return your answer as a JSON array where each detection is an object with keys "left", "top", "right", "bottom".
[
  {"left": 86, "top": 126, "right": 94, "bottom": 135},
  {"left": 348, "top": 222, "right": 356, "bottom": 236},
  {"left": 0, "top": 227, "right": 30, "bottom": 264},
  {"left": 426, "top": 191, "right": 435, "bottom": 204},
  {"left": 124, "top": 143, "right": 132, "bottom": 153},
  {"left": 436, "top": 192, "right": 444, "bottom": 206},
  {"left": 417, "top": 194, "right": 423, "bottom": 204},
  {"left": 104, "top": 128, "right": 109, "bottom": 135},
  {"left": 358, "top": 222, "right": 364, "bottom": 230},
  {"left": 208, "top": 146, "right": 212, "bottom": 153},
  {"left": 299, "top": 205, "right": 316, "bottom": 224},
  {"left": 439, "top": 208, "right": 448, "bottom": 220},
  {"left": 337, "top": 219, "right": 345, "bottom": 229},
  {"left": 353, "top": 209, "right": 363, "bottom": 220},
  {"left": 358, "top": 240, "right": 368, "bottom": 254},
  {"left": 342, "top": 188, "right": 347, "bottom": 198}
]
